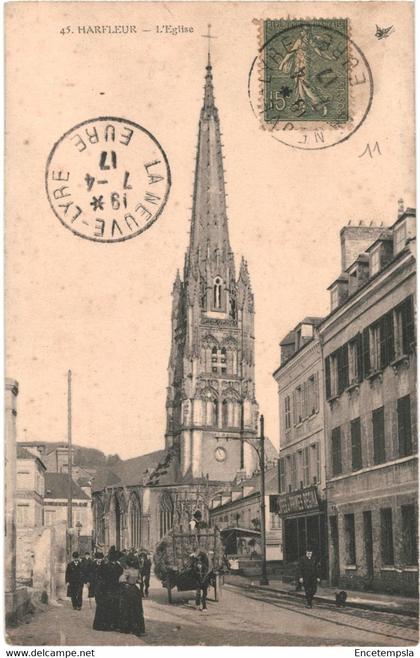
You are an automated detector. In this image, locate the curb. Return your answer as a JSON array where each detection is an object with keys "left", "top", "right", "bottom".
[{"left": 224, "top": 581, "right": 418, "bottom": 619}]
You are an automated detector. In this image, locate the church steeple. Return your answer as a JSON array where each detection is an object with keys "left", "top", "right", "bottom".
[
  {"left": 186, "top": 54, "right": 234, "bottom": 303},
  {"left": 165, "top": 51, "right": 258, "bottom": 482}
]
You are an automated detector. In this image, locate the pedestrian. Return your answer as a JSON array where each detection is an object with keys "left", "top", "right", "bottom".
[
  {"left": 297, "top": 548, "right": 320, "bottom": 608},
  {"left": 92, "top": 552, "right": 109, "bottom": 631},
  {"left": 138, "top": 551, "right": 151, "bottom": 598},
  {"left": 105, "top": 546, "right": 124, "bottom": 631},
  {"left": 118, "top": 556, "right": 146, "bottom": 637},
  {"left": 65, "top": 552, "right": 85, "bottom": 610},
  {"left": 81, "top": 551, "right": 94, "bottom": 596}
]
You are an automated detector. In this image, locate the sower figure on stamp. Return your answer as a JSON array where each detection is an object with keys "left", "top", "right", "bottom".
[
  {"left": 298, "top": 547, "right": 320, "bottom": 608},
  {"left": 65, "top": 551, "right": 85, "bottom": 610}
]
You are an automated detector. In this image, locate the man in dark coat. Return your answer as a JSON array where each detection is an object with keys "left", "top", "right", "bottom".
[
  {"left": 298, "top": 549, "right": 320, "bottom": 608},
  {"left": 81, "top": 552, "right": 94, "bottom": 595},
  {"left": 138, "top": 551, "right": 151, "bottom": 598},
  {"left": 65, "top": 552, "right": 85, "bottom": 610}
]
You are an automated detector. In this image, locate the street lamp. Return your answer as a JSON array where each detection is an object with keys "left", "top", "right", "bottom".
[
  {"left": 76, "top": 521, "right": 83, "bottom": 552},
  {"left": 216, "top": 413, "right": 269, "bottom": 586}
]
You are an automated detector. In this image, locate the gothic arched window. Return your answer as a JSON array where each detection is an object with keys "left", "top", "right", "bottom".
[
  {"left": 128, "top": 495, "right": 141, "bottom": 549},
  {"left": 94, "top": 498, "right": 105, "bottom": 545},
  {"left": 212, "top": 399, "right": 219, "bottom": 426},
  {"left": 159, "top": 492, "right": 174, "bottom": 539},
  {"left": 213, "top": 277, "right": 222, "bottom": 309},
  {"left": 222, "top": 400, "right": 229, "bottom": 428}
]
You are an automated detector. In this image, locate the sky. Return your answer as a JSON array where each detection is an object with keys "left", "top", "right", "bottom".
[{"left": 6, "top": 2, "right": 415, "bottom": 459}]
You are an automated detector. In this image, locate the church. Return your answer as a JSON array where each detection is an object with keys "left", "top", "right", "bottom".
[{"left": 92, "top": 53, "right": 265, "bottom": 552}]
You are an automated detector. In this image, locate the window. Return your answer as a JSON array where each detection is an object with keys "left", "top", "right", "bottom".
[
  {"left": 397, "top": 395, "right": 412, "bottom": 457},
  {"left": 211, "top": 346, "right": 228, "bottom": 374},
  {"left": 372, "top": 407, "right": 386, "bottom": 464},
  {"left": 211, "top": 346, "right": 218, "bottom": 373},
  {"left": 380, "top": 508, "right": 394, "bottom": 565},
  {"left": 17, "top": 470, "right": 32, "bottom": 490},
  {"left": 220, "top": 347, "right": 227, "bottom": 374},
  {"left": 311, "top": 443, "right": 321, "bottom": 483},
  {"left": 370, "top": 323, "right": 381, "bottom": 371},
  {"left": 222, "top": 399, "right": 229, "bottom": 428},
  {"left": 344, "top": 513, "right": 356, "bottom": 565},
  {"left": 44, "top": 510, "right": 56, "bottom": 526},
  {"left": 370, "top": 246, "right": 381, "bottom": 276},
  {"left": 331, "top": 427, "right": 342, "bottom": 476},
  {"left": 303, "top": 447, "right": 310, "bottom": 486},
  {"left": 159, "top": 492, "right": 174, "bottom": 539},
  {"left": 328, "top": 353, "right": 339, "bottom": 397},
  {"left": 270, "top": 513, "right": 281, "bottom": 530},
  {"left": 279, "top": 458, "right": 286, "bottom": 493},
  {"left": 294, "top": 386, "right": 303, "bottom": 424},
  {"left": 331, "top": 285, "right": 339, "bottom": 310},
  {"left": 307, "top": 373, "right": 319, "bottom": 416},
  {"left": 284, "top": 395, "right": 291, "bottom": 430},
  {"left": 16, "top": 504, "right": 30, "bottom": 527},
  {"left": 290, "top": 454, "right": 297, "bottom": 490},
  {"left": 394, "top": 297, "right": 415, "bottom": 358},
  {"left": 401, "top": 505, "right": 417, "bottom": 565},
  {"left": 351, "top": 417, "right": 363, "bottom": 471},
  {"left": 348, "top": 335, "right": 363, "bottom": 384},
  {"left": 213, "top": 277, "right": 222, "bottom": 309},
  {"left": 394, "top": 222, "right": 407, "bottom": 254}
]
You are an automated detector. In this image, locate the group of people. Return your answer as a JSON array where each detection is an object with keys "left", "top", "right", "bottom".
[{"left": 65, "top": 546, "right": 152, "bottom": 637}]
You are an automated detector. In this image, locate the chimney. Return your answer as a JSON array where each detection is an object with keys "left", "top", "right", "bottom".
[
  {"left": 398, "top": 198, "right": 404, "bottom": 218},
  {"left": 340, "top": 224, "right": 386, "bottom": 271}
]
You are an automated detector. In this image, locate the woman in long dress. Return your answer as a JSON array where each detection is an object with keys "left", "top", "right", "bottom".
[{"left": 118, "top": 557, "right": 146, "bottom": 637}]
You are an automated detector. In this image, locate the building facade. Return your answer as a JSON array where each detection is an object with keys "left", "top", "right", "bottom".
[
  {"left": 319, "top": 209, "right": 417, "bottom": 595},
  {"left": 16, "top": 446, "right": 46, "bottom": 530},
  {"left": 273, "top": 318, "right": 327, "bottom": 575}
]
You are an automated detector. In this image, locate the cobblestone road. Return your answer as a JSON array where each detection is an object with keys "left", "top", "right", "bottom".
[{"left": 7, "top": 578, "right": 418, "bottom": 647}]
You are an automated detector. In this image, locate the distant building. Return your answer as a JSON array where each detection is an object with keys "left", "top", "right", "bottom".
[
  {"left": 16, "top": 446, "right": 46, "bottom": 529},
  {"left": 210, "top": 465, "right": 282, "bottom": 562},
  {"left": 273, "top": 317, "right": 327, "bottom": 576},
  {"left": 44, "top": 472, "right": 92, "bottom": 549},
  {"left": 318, "top": 209, "right": 417, "bottom": 595}
]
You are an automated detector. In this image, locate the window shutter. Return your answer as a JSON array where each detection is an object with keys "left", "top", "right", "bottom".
[
  {"left": 325, "top": 357, "right": 331, "bottom": 399},
  {"left": 403, "top": 296, "right": 415, "bottom": 353},
  {"left": 397, "top": 395, "right": 412, "bottom": 457},
  {"left": 292, "top": 390, "right": 297, "bottom": 426},
  {"left": 342, "top": 344, "right": 349, "bottom": 391},
  {"left": 362, "top": 328, "right": 370, "bottom": 377},
  {"left": 357, "top": 333, "right": 363, "bottom": 382},
  {"left": 314, "top": 371, "right": 319, "bottom": 412}
]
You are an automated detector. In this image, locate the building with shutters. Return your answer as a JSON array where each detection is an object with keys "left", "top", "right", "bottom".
[
  {"left": 273, "top": 318, "right": 328, "bottom": 577},
  {"left": 318, "top": 208, "right": 417, "bottom": 595}
]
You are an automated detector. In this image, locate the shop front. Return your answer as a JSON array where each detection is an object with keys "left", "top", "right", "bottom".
[{"left": 270, "top": 486, "right": 327, "bottom": 578}]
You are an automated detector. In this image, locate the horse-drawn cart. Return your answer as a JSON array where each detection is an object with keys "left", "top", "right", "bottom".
[{"left": 153, "top": 526, "right": 225, "bottom": 604}]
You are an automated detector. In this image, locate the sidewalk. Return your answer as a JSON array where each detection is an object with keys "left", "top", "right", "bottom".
[{"left": 224, "top": 574, "right": 419, "bottom": 617}]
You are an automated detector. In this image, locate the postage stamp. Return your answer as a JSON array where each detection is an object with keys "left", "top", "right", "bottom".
[
  {"left": 45, "top": 117, "right": 171, "bottom": 242},
  {"left": 248, "top": 18, "right": 373, "bottom": 150}
]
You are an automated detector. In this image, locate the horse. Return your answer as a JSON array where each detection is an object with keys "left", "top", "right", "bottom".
[{"left": 190, "top": 552, "right": 213, "bottom": 611}]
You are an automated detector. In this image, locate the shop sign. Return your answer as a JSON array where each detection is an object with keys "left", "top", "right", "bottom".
[{"left": 270, "top": 486, "right": 319, "bottom": 515}]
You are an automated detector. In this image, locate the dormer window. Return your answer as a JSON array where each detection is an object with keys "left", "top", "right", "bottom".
[
  {"left": 370, "top": 245, "right": 381, "bottom": 276},
  {"left": 331, "top": 285, "right": 339, "bottom": 311},
  {"left": 394, "top": 221, "right": 407, "bottom": 254},
  {"left": 213, "top": 277, "right": 222, "bottom": 309}
]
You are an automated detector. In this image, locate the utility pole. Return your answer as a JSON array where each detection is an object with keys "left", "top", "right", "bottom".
[
  {"left": 67, "top": 369, "right": 73, "bottom": 559},
  {"left": 259, "top": 414, "right": 269, "bottom": 585}
]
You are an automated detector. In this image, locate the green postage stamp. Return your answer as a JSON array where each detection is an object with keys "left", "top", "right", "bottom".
[{"left": 262, "top": 19, "right": 350, "bottom": 124}]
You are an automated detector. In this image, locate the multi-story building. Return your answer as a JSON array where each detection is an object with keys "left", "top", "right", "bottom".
[
  {"left": 210, "top": 465, "right": 282, "bottom": 563},
  {"left": 16, "top": 446, "right": 46, "bottom": 529},
  {"left": 318, "top": 209, "right": 417, "bottom": 595},
  {"left": 273, "top": 317, "right": 327, "bottom": 575},
  {"left": 44, "top": 472, "right": 92, "bottom": 550}
]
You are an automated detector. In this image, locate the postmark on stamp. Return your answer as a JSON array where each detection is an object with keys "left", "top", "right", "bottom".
[
  {"left": 248, "top": 19, "right": 373, "bottom": 150},
  {"left": 45, "top": 117, "right": 171, "bottom": 242}
]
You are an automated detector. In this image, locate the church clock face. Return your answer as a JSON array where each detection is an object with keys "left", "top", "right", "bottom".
[{"left": 214, "top": 446, "right": 227, "bottom": 463}]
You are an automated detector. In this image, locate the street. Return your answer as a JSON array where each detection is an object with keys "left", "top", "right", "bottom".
[{"left": 7, "top": 577, "right": 418, "bottom": 646}]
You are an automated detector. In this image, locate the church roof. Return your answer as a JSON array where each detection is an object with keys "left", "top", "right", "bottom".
[{"left": 91, "top": 449, "right": 168, "bottom": 492}]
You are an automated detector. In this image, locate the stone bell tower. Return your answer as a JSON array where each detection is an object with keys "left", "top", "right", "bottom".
[{"left": 165, "top": 54, "right": 259, "bottom": 482}]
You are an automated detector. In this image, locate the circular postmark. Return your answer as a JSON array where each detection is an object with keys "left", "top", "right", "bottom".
[
  {"left": 45, "top": 117, "right": 171, "bottom": 242},
  {"left": 248, "top": 20, "right": 373, "bottom": 150}
]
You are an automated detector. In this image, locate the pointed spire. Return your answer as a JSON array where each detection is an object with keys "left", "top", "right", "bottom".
[{"left": 203, "top": 51, "right": 215, "bottom": 114}]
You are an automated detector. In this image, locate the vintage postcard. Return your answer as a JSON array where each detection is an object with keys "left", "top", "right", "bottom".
[{"left": 4, "top": 0, "right": 417, "bottom": 649}]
